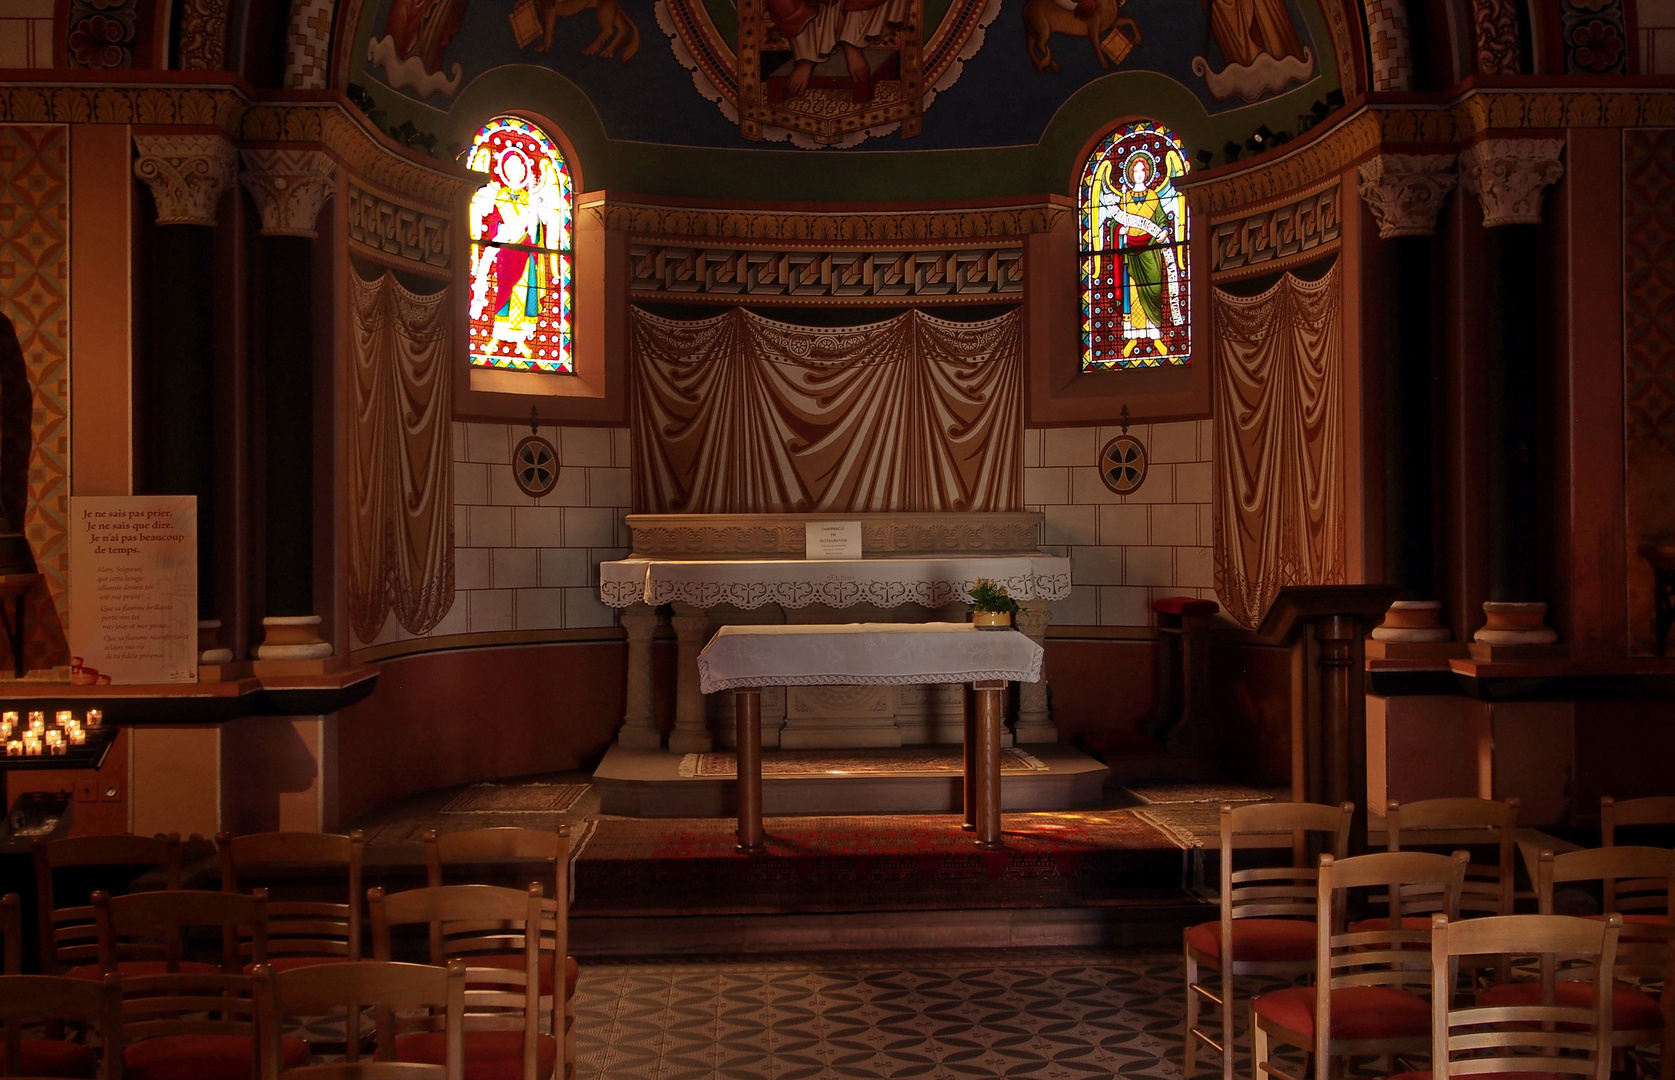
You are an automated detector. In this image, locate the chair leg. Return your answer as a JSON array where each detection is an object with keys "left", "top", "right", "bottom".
[
  {"left": 1184, "top": 952, "right": 1199, "bottom": 1076},
  {"left": 1221, "top": 963, "right": 1235, "bottom": 1080},
  {"left": 1251, "top": 1006, "right": 1267, "bottom": 1080}
]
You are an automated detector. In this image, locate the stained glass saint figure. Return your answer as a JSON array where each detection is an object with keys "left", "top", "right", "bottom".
[
  {"left": 467, "top": 115, "right": 574, "bottom": 374},
  {"left": 1079, "top": 121, "right": 1191, "bottom": 370}
]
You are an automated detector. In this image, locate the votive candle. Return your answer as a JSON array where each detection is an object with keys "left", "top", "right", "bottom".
[
  {"left": 4, "top": 739, "right": 20, "bottom": 756},
  {"left": 68, "top": 726, "right": 86, "bottom": 745},
  {"left": 84, "top": 709, "right": 102, "bottom": 728},
  {"left": 2, "top": 711, "right": 16, "bottom": 726},
  {"left": 28, "top": 711, "right": 44, "bottom": 731},
  {"left": 55, "top": 710, "right": 73, "bottom": 727}
]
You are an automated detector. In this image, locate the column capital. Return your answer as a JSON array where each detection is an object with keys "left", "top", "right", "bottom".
[
  {"left": 239, "top": 149, "right": 336, "bottom": 238},
  {"left": 1459, "top": 138, "right": 1565, "bottom": 228},
  {"left": 132, "top": 134, "right": 237, "bottom": 227},
  {"left": 1356, "top": 153, "right": 1458, "bottom": 238}
]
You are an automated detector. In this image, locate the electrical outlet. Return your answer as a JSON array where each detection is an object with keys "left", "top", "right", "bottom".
[
  {"left": 75, "top": 777, "right": 98, "bottom": 802},
  {"left": 99, "top": 779, "right": 123, "bottom": 802}
]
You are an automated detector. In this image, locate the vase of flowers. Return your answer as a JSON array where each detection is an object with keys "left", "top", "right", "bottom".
[{"left": 968, "top": 578, "right": 1019, "bottom": 629}]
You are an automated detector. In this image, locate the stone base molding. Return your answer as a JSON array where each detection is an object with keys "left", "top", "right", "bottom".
[
  {"left": 197, "top": 619, "right": 234, "bottom": 664},
  {"left": 1473, "top": 601, "right": 1559, "bottom": 645},
  {"left": 1356, "top": 154, "right": 1458, "bottom": 238},
  {"left": 132, "top": 134, "right": 238, "bottom": 227},
  {"left": 240, "top": 149, "right": 336, "bottom": 238},
  {"left": 256, "top": 615, "right": 335, "bottom": 660},
  {"left": 1459, "top": 139, "right": 1565, "bottom": 227},
  {"left": 1372, "top": 600, "right": 1452, "bottom": 642}
]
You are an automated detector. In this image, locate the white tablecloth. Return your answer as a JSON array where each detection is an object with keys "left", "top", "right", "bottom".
[
  {"left": 599, "top": 555, "right": 1072, "bottom": 610},
  {"left": 696, "top": 623, "right": 1044, "bottom": 693}
]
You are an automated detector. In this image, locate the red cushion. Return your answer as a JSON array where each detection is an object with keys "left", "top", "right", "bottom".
[
  {"left": 242, "top": 955, "right": 355, "bottom": 974},
  {"left": 1390, "top": 1072, "right": 1568, "bottom": 1080},
  {"left": 463, "top": 952, "right": 580, "bottom": 999},
  {"left": 1185, "top": 919, "right": 1317, "bottom": 963},
  {"left": 64, "top": 960, "right": 222, "bottom": 980},
  {"left": 1479, "top": 979, "right": 1665, "bottom": 1032},
  {"left": 1153, "top": 596, "right": 1219, "bottom": 616},
  {"left": 396, "top": 1030, "right": 559, "bottom": 1080},
  {"left": 1585, "top": 913, "right": 1670, "bottom": 942},
  {"left": 124, "top": 1034, "right": 308, "bottom": 1080},
  {"left": 1253, "top": 985, "right": 1431, "bottom": 1041},
  {"left": 17, "top": 1038, "right": 97, "bottom": 1078}
]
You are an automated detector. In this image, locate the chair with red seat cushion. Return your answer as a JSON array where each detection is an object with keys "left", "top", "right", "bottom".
[
  {"left": 372, "top": 884, "right": 555, "bottom": 1080},
  {"left": 92, "top": 889, "right": 268, "bottom": 978},
  {"left": 1250, "top": 849, "right": 1468, "bottom": 1080},
  {"left": 254, "top": 959, "right": 467, "bottom": 1079},
  {"left": 425, "top": 827, "right": 576, "bottom": 1077},
  {"left": 1182, "top": 801, "right": 1353, "bottom": 1080},
  {"left": 1388, "top": 913, "right": 1621, "bottom": 1080},
  {"left": 217, "top": 830, "right": 365, "bottom": 974},
  {"left": 33, "top": 834, "right": 183, "bottom": 978},
  {"left": 1601, "top": 795, "right": 1675, "bottom": 851},
  {"left": 0, "top": 972, "right": 122, "bottom": 1079}
]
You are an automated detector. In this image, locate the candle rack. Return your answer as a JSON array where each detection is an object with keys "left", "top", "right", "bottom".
[{"left": 0, "top": 723, "right": 117, "bottom": 771}]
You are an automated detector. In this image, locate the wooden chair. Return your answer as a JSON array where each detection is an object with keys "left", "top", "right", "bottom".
[
  {"left": 95, "top": 888, "right": 308, "bottom": 1080},
  {"left": 1382, "top": 798, "right": 1518, "bottom": 921},
  {"left": 253, "top": 959, "right": 466, "bottom": 1080},
  {"left": 1478, "top": 846, "right": 1675, "bottom": 1080},
  {"left": 1250, "top": 850, "right": 1468, "bottom": 1080},
  {"left": 1182, "top": 801, "right": 1353, "bottom": 1080},
  {"left": 1602, "top": 795, "right": 1675, "bottom": 848},
  {"left": 217, "top": 832, "right": 365, "bottom": 973},
  {"left": 1385, "top": 913, "right": 1621, "bottom": 1080},
  {"left": 0, "top": 971, "right": 123, "bottom": 1079},
  {"left": 33, "top": 836, "right": 182, "bottom": 979},
  {"left": 424, "top": 828, "right": 573, "bottom": 1077},
  {"left": 1, "top": 896, "right": 18, "bottom": 975},
  {"left": 369, "top": 884, "right": 553, "bottom": 1080}
]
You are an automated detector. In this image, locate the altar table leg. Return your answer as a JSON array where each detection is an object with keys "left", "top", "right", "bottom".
[
  {"left": 962, "top": 684, "right": 977, "bottom": 832},
  {"left": 735, "top": 688, "right": 766, "bottom": 855},
  {"left": 973, "top": 679, "right": 1005, "bottom": 849}
]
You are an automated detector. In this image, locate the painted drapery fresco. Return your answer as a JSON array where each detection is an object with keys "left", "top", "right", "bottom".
[
  {"left": 1211, "top": 263, "right": 1345, "bottom": 628},
  {"left": 1079, "top": 120, "right": 1190, "bottom": 371},
  {"left": 632, "top": 306, "right": 1021, "bottom": 513},
  {"left": 467, "top": 115, "right": 574, "bottom": 374},
  {"left": 360, "top": 0, "right": 1325, "bottom": 149}
]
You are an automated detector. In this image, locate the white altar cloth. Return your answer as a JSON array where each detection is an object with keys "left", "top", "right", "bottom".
[
  {"left": 600, "top": 555, "right": 1072, "bottom": 611},
  {"left": 697, "top": 623, "right": 1044, "bottom": 693}
]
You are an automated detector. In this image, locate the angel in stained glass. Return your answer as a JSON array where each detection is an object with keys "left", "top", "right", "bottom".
[{"left": 1088, "top": 139, "right": 1187, "bottom": 362}]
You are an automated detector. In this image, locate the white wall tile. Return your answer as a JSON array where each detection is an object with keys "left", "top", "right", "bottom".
[
  {"left": 564, "top": 507, "right": 618, "bottom": 548},
  {"left": 610, "top": 427, "right": 631, "bottom": 467},
  {"left": 562, "top": 427, "right": 613, "bottom": 468},
  {"left": 455, "top": 548, "right": 491, "bottom": 591},
  {"left": 515, "top": 588, "right": 565, "bottom": 630},
  {"left": 465, "top": 423, "right": 511, "bottom": 465},
  {"left": 1124, "top": 546, "right": 1173, "bottom": 586},
  {"left": 1175, "top": 461, "right": 1212, "bottom": 503},
  {"left": 1098, "top": 423, "right": 1150, "bottom": 450},
  {"left": 513, "top": 506, "right": 565, "bottom": 547},
  {"left": 453, "top": 504, "right": 471, "bottom": 548},
  {"left": 427, "top": 598, "right": 470, "bottom": 638},
  {"left": 1070, "top": 545, "right": 1122, "bottom": 585},
  {"left": 1124, "top": 464, "right": 1175, "bottom": 503},
  {"left": 467, "top": 505, "right": 511, "bottom": 548},
  {"left": 1177, "top": 546, "right": 1214, "bottom": 588},
  {"left": 454, "top": 462, "right": 490, "bottom": 506},
  {"left": 588, "top": 467, "right": 632, "bottom": 508},
  {"left": 1023, "top": 467, "right": 1068, "bottom": 505},
  {"left": 1051, "top": 585, "right": 1097, "bottom": 626},
  {"left": 1149, "top": 503, "right": 1197, "bottom": 547},
  {"left": 538, "top": 465, "right": 588, "bottom": 507},
  {"left": 565, "top": 588, "right": 616, "bottom": 628},
  {"left": 1099, "top": 586, "right": 1151, "bottom": 626},
  {"left": 469, "top": 590, "right": 514, "bottom": 632},
  {"left": 450, "top": 422, "right": 467, "bottom": 462},
  {"left": 488, "top": 461, "right": 536, "bottom": 506},
  {"left": 491, "top": 547, "right": 539, "bottom": 589},
  {"left": 1069, "top": 467, "right": 1123, "bottom": 504},
  {"left": 1042, "top": 504, "right": 1096, "bottom": 547},
  {"left": 1097, "top": 504, "right": 1148, "bottom": 547},
  {"left": 1196, "top": 419, "right": 1215, "bottom": 461},
  {"left": 1021, "top": 428, "right": 1043, "bottom": 468},
  {"left": 1042, "top": 426, "right": 1096, "bottom": 468},
  {"left": 540, "top": 547, "right": 589, "bottom": 588},
  {"left": 1149, "top": 421, "right": 1198, "bottom": 464}
]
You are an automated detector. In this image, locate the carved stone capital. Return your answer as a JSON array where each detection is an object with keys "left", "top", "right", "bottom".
[
  {"left": 1459, "top": 138, "right": 1565, "bottom": 227},
  {"left": 240, "top": 149, "right": 336, "bottom": 238},
  {"left": 132, "top": 134, "right": 237, "bottom": 227},
  {"left": 1356, "top": 153, "right": 1458, "bottom": 238}
]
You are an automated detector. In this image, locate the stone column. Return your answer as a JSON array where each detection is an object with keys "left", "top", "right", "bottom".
[
  {"left": 1357, "top": 154, "right": 1458, "bottom": 648},
  {"left": 240, "top": 149, "right": 338, "bottom": 664},
  {"left": 132, "top": 135, "right": 237, "bottom": 640},
  {"left": 1460, "top": 139, "right": 1565, "bottom": 649},
  {"left": 669, "top": 601, "right": 714, "bottom": 753},
  {"left": 1013, "top": 599, "right": 1055, "bottom": 743},
  {"left": 616, "top": 603, "right": 662, "bottom": 748}
]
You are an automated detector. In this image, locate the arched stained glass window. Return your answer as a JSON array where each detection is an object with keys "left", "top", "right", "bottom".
[
  {"left": 467, "top": 115, "right": 574, "bottom": 374},
  {"left": 1079, "top": 121, "right": 1191, "bottom": 371}
]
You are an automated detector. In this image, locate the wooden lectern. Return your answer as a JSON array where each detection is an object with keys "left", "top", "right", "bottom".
[{"left": 1256, "top": 585, "right": 1401, "bottom": 852}]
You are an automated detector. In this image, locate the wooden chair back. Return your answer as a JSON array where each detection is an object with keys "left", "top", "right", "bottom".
[
  {"left": 1601, "top": 796, "right": 1675, "bottom": 847},
  {"left": 1, "top": 896, "right": 18, "bottom": 976},
  {"left": 423, "top": 827, "right": 569, "bottom": 993},
  {"left": 1428, "top": 913, "right": 1618, "bottom": 1080},
  {"left": 1385, "top": 797, "right": 1518, "bottom": 919},
  {"left": 0, "top": 973, "right": 123, "bottom": 1080},
  {"left": 33, "top": 835, "right": 182, "bottom": 976},
  {"left": 218, "top": 831, "right": 364, "bottom": 968},
  {"left": 1217, "top": 801, "right": 1353, "bottom": 930},
  {"left": 254, "top": 959, "right": 466, "bottom": 1079},
  {"left": 1537, "top": 846, "right": 1674, "bottom": 985},
  {"left": 94, "top": 889, "right": 268, "bottom": 975}
]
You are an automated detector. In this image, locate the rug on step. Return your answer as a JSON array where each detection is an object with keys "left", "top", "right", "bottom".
[
  {"left": 439, "top": 782, "right": 590, "bottom": 814},
  {"left": 572, "top": 810, "right": 1188, "bottom": 915},
  {"left": 1123, "top": 780, "right": 1273, "bottom": 805},
  {"left": 677, "top": 746, "right": 1048, "bottom": 778}
]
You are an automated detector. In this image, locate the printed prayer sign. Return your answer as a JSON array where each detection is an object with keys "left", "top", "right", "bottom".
[{"left": 68, "top": 496, "right": 198, "bottom": 685}]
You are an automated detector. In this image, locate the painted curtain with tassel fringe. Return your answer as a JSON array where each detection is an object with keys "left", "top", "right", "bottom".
[
  {"left": 1212, "top": 263, "right": 1347, "bottom": 627},
  {"left": 632, "top": 306, "right": 1023, "bottom": 514},
  {"left": 349, "top": 267, "right": 454, "bottom": 642}
]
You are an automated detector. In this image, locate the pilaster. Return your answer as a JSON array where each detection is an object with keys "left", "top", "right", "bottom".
[{"left": 132, "top": 134, "right": 237, "bottom": 227}]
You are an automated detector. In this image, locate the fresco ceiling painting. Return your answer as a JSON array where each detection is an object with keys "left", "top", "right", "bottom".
[{"left": 361, "top": 0, "right": 1335, "bottom": 152}]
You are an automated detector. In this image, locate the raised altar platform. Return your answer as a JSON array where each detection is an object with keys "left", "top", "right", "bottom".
[{"left": 591, "top": 743, "right": 1109, "bottom": 817}]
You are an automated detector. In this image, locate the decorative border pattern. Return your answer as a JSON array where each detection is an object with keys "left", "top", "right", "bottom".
[
  {"left": 1209, "top": 183, "right": 1341, "bottom": 278},
  {"left": 1624, "top": 129, "right": 1675, "bottom": 455},
  {"left": 628, "top": 244, "right": 1023, "bottom": 303},
  {"left": 1365, "top": 0, "right": 1414, "bottom": 91},
  {"left": 593, "top": 199, "right": 1069, "bottom": 243},
  {"left": 177, "top": 0, "right": 229, "bottom": 71},
  {"left": 0, "top": 126, "right": 70, "bottom": 668},
  {"left": 286, "top": 0, "right": 336, "bottom": 89},
  {"left": 599, "top": 570, "right": 1072, "bottom": 610},
  {"left": 1473, "top": 0, "right": 1521, "bottom": 74},
  {"left": 346, "top": 182, "right": 451, "bottom": 268}
]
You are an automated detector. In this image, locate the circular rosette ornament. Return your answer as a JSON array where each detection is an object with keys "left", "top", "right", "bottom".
[
  {"left": 1099, "top": 434, "right": 1148, "bottom": 495},
  {"left": 513, "top": 435, "right": 561, "bottom": 498}
]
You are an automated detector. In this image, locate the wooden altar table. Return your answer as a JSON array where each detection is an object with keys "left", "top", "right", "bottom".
[{"left": 697, "top": 623, "right": 1044, "bottom": 852}]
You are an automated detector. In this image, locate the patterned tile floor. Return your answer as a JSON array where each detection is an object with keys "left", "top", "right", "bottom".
[{"left": 574, "top": 948, "right": 1270, "bottom": 1080}]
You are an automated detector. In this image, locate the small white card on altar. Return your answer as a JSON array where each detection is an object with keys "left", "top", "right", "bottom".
[{"left": 805, "top": 521, "right": 862, "bottom": 560}]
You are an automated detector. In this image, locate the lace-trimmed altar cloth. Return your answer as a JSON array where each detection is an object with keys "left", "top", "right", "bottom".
[
  {"left": 696, "top": 623, "right": 1044, "bottom": 694},
  {"left": 598, "top": 555, "right": 1072, "bottom": 610}
]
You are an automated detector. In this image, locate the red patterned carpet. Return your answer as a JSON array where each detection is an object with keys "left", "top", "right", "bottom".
[{"left": 573, "top": 810, "right": 1188, "bottom": 915}]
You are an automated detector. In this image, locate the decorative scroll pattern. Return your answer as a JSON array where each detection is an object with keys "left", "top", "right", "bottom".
[
  {"left": 1209, "top": 184, "right": 1340, "bottom": 278},
  {"left": 1625, "top": 131, "right": 1675, "bottom": 455},
  {"left": 1473, "top": 0, "right": 1521, "bottom": 73},
  {"left": 1356, "top": 154, "right": 1457, "bottom": 238},
  {"left": 349, "top": 268, "right": 454, "bottom": 643},
  {"left": 0, "top": 127, "right": 70, "bottom": 667},
  {"left": 346, "top": 184, "right": 451, "bottom": 269},
  {"left": 67, "top": 0, "right": 137, "bottom": 68},
  {"left": 599, "top": 560, "right": 1071, "bottom": 609},
  {"left": 177, "top": 0, "right": 229, "bottom": 70},
  {"left": 628, "top": 245, "right": 1023, "bottom": 303},
  {"left": 1212, "top": 263, "right": 1346, "bottom": 628},
  {"left": 633, "top": 306, "right": 1022, "bottom": 514}
]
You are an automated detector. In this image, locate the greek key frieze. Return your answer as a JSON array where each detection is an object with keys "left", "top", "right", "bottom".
[
  {"left": 346, "top": 184, "right": 450, "bottom": 268},
  {"left": 1209, "top": 184, "right": 1341, "bottom": 278},
  {"left": 629, "top": 245, "right": 1024, "bottom": 303}
]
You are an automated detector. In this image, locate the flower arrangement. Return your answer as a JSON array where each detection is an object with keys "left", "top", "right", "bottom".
[{"left": 968, "top": 578, "right": 1019, "bottom": 619}]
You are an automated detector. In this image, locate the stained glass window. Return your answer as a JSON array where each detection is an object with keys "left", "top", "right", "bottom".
[
  {"left": 1079, "top": 121, "right": 1191, "bottom": 371},
  {"left": 467, "top": 115, "right": 574, "bottom": 374}
]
